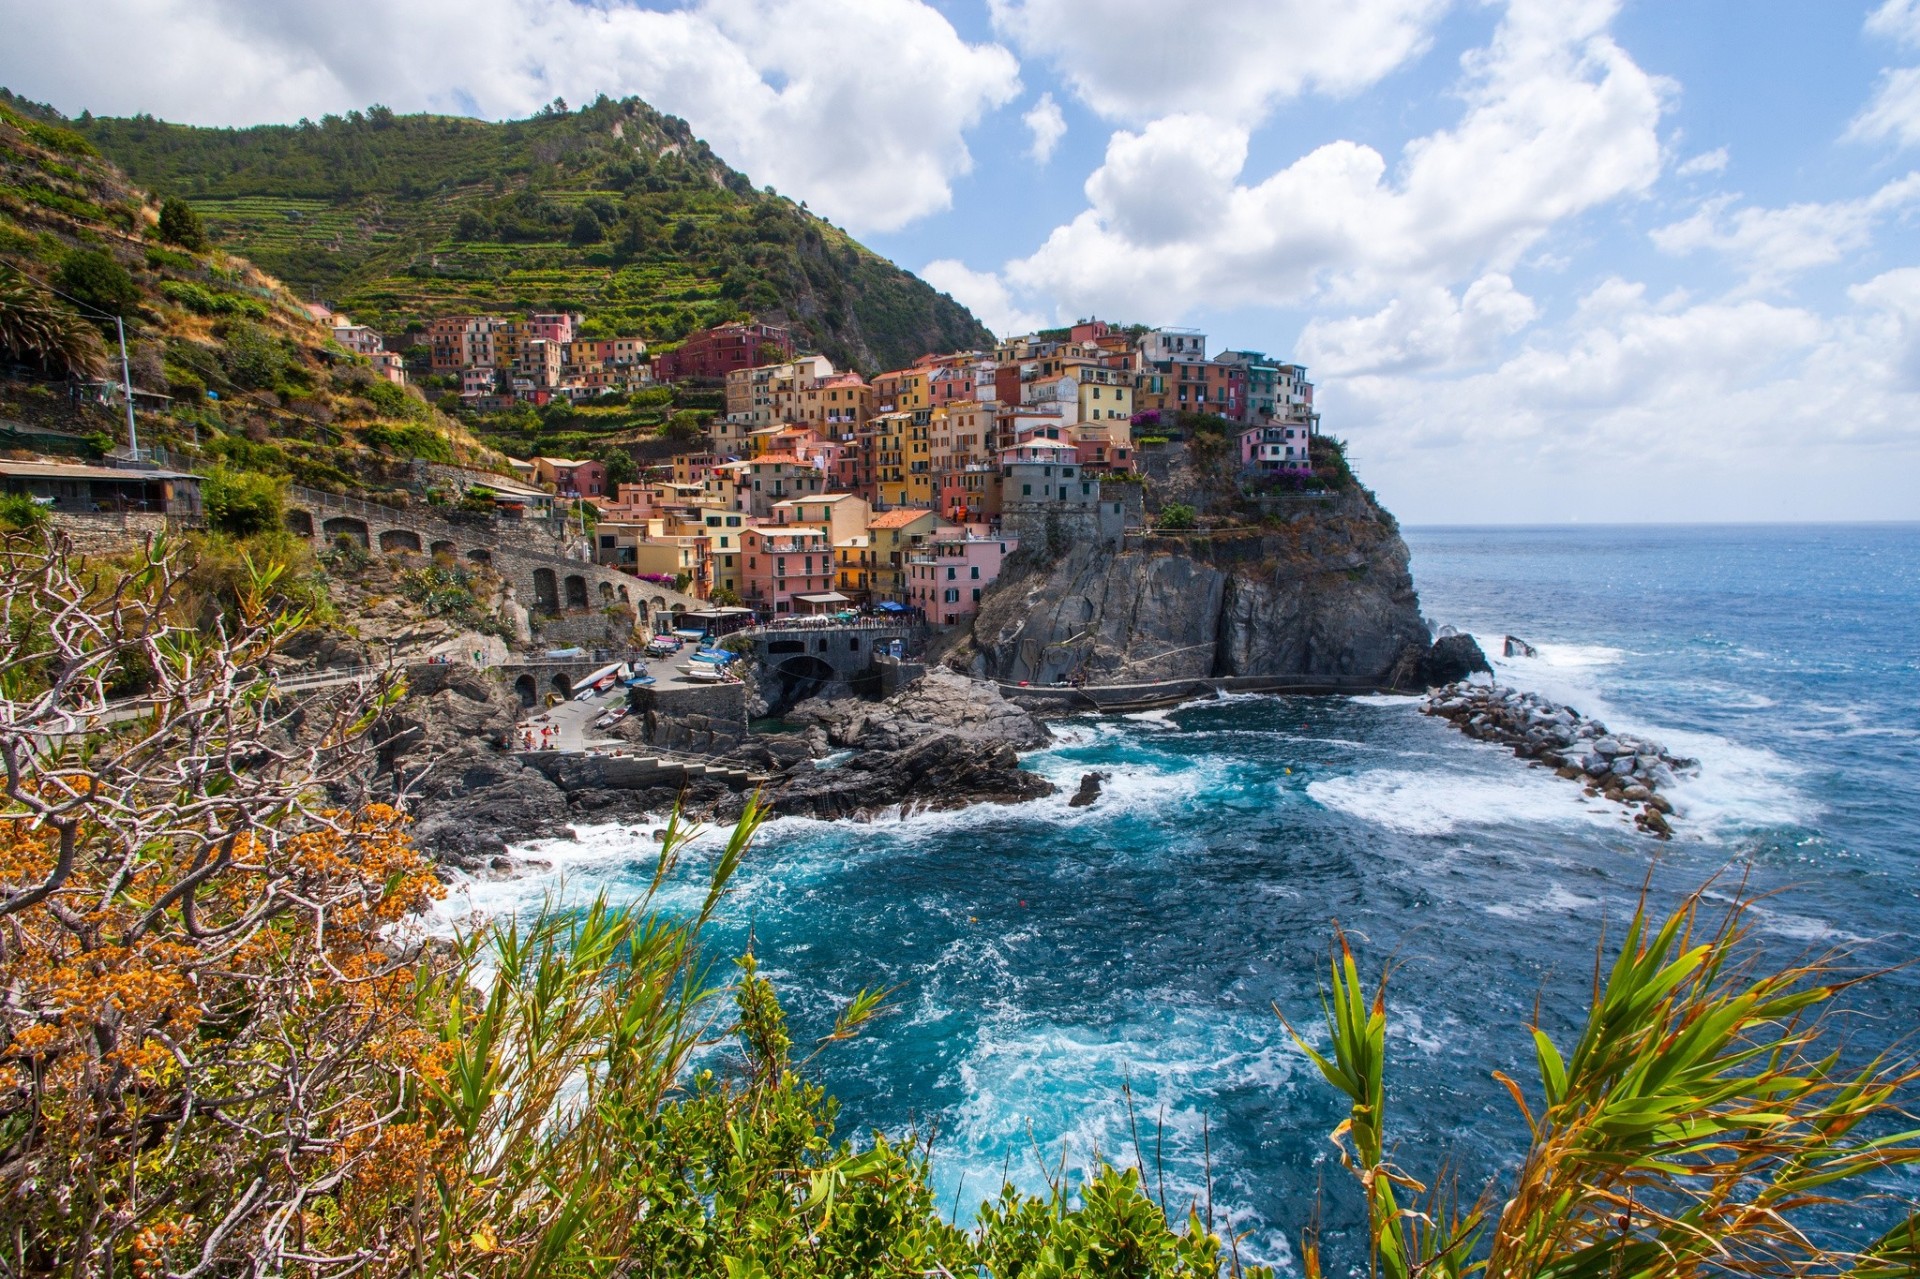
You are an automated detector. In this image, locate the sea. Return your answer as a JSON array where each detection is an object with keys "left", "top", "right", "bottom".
[{"left": 441, "top": 524, "right": 1920, "bottom": 1271}]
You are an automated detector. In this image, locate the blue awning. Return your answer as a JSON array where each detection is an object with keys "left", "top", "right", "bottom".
[{"left": 876, "top": 601, "right": 908, "bottom": 613}]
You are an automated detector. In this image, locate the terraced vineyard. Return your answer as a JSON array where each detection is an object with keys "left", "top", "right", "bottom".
[{"left": 75, "top": 97, "right": 991, "bottom": 371}]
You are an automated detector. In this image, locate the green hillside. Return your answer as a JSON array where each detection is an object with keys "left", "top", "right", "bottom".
[
  {"left": 0, "top": 92, "right": 503, "bottom": 495},
  {"left": 66, "top": 95, "right": 992, "bottom": 371}
]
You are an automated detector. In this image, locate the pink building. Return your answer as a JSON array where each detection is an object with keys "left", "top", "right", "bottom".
[
  {"left": 741, "top": 525, "right": 835, "bottom": 614},
  {"left": 532, "top": 456, "right": 608, "bottom": 497},
  {"left": 907, "top": 530, "right": 1018, "bottom": 627},
  {"left": 526, "top": 312, "right": 580, "bottom": 344},
  {"left": 1238, "top": 423, "right": 1313, "bottom": 474}
]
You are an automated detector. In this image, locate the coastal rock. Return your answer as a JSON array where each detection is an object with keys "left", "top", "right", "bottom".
[
  {"left": 957, "top": 488, "right": 1429, "bottom": 687},
  {"left": 1421, "top": 680, "right": 1695, "bottom": 831},
  {"left": 1069, "top": 772, "right": 1106, "bottom": 808},
  {"left": 1419, "top": 632, "right": 1493, "bottom": 687},
  {"left": 1504, "top": 635, "right": 1539, "bottom": 658},
  {"left": 755, "top": 732, "right": 1055, "bottom": 822},
  {"left": 794, "top": 669, "right": 1051, "bottom": 752}
]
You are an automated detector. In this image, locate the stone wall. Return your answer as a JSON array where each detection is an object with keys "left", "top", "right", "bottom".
[
  {"left": 49, "top": 510, "right": 170, "bottom": 555},
  {"left": 625, "top": 683, "right": 749, "bottom": 752}
]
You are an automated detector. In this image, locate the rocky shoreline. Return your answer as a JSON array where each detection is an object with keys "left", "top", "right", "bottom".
[{"left": 1421, "top": 681, "right": 1697, "bottom": 837}]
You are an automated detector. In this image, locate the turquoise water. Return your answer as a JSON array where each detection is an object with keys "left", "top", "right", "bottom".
[{"left": 446, "top": 524, "right": 1920, "bottom": 1270}]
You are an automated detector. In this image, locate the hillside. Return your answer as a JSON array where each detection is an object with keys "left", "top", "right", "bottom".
[
  {"left": 0, "top": 94, "right": 500, "bottom": 494},
  {"left": 59, "top": 94, "right": 992, "bottom": 371}
]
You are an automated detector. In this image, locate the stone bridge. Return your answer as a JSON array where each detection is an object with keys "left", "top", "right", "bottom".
[
  {"left": 285, "top": 486, "right": 705, "bottom": 632},
  {"left": 741, "top": 620, "right": 928, "bottom": 711}
]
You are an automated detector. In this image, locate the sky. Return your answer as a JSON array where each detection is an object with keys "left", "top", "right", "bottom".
[{"left": 4, "top": 0, "right": 1919, "bottom": 523}]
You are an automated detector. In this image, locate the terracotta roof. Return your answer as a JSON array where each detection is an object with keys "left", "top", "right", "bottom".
[
  {"left": 867, "top": 508, "right": 939, "bottom": 529},
  {"left": 750, "top": 453, "right": 806, "bottom": 465}
]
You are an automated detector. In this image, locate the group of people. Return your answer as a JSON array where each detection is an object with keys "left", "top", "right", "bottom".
[{"left": 520, "top": 723, "right": 560, "bottom": 751}]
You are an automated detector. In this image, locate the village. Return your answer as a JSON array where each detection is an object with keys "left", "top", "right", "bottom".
[{"left": 338, "top": 313, "right": 1326, "bottom": 628}]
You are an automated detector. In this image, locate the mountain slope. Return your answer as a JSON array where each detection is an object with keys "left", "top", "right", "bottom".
[
  {"left": 0, "top": 92, "right": 500, "bottom": 491},
  {"left": 69, "top": 95, "right": 992, "bottom": 370}
]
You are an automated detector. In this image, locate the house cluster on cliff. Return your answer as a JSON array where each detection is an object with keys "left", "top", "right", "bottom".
[{"left": 474, "top": 319, "right": 1322, "bottom": 627}]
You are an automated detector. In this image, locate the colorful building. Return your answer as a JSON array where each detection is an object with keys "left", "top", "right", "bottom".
[
  {"left": 907, "top": 531, "right": 1018, "bottom": 626},
  {"left": 740, "top": 524, "right": 835, "bottom": 614},
  {"left": 654, "top": 321, "right": 794, "bottom": 381}
]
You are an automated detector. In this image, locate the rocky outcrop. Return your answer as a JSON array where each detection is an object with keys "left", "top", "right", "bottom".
[
  {"left": 749, "top": 670, "right": 1056, "bottom": 820},
  {"left": 957, "top": 489, "right": 1429, "bottom": 687},
  {"left": 1423, "top": 682, "right": 1698, "bottom": 837},
  {"left": 744, "top": 733, "right": 1054, "bottom": 822},
  {"left": 1420, "top": 631, "right": 1493, "bottom": 686},
  {"left": 792, "top": 668, "right": 1052, "bottom": 752}
]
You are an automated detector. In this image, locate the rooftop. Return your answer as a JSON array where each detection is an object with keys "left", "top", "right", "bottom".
[
  {"left": 0, "top": 460, "right": 196, "bottom": 482},
  {"left": 868, "top": 508, "right": 942, "bottom": 529}
]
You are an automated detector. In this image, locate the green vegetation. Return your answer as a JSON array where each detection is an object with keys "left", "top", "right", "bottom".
[
  {"left": 156, "top": 195, "right": 206, "bottom": 250},
  {"left": 1, "top": 94, "right": 504, "bottom": 498},
  {"left": 0, "top": 492, "right": 48, "bottom": 529},
  {"left": 1156, "top": 501, "right": 1197, "bottom": 531},
  {"left": 71, "top": 96, "right": 992, "bottom": 370},
  {"left": 200, "top": 465, "right": 285, "bottom": 536}
]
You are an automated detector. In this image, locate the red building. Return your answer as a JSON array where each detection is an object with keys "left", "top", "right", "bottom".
[{"left": 653, "top": 321, "right": 795, "bottom": 382}]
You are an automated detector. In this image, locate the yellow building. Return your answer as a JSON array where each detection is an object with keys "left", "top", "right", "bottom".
[
  {"left": 872, "top": 367, "right": 930, "bottom": 412},
  {"left": 864, "top": 508, "right": 956, "bottom": 602}
]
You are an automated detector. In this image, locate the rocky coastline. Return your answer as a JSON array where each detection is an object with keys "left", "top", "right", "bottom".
[{"left": 1421, "top": 681, "right": 1697, "bottom": 837}]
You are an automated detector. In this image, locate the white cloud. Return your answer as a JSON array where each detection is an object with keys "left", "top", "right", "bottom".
[
  {"left": 1023, "top": 92, "right": 1067, "bottom": 163},
  {"left": 1867, "top": 0, "right": 1920, "bottom": 46},
  {"left": 1328, "top": 275, "right": 1920, "bottom": 523},
  {"left": 989, "top": 0, "right": 1449, "bottom": 125},
  {"left": 0, "top": 0, "right": 1021, "bottom": 235},
  {"left": 990, "top": 0, "right": 1664, "bottom": 323},
  {"left": 1848, "top": 66, "right": 1920, "bottom": 148},
  {"left": 1676, "top": 146, "right": 1729, "bottom": 177},
  {"left": 1298, "top": 275, "right": 1539, "bottom": 376},
  {"left": 1650, "top": 174, "right": 1920, "bottom": 288},
  {"left": 920, "top": 259, "right": 1048, "bottom": 338}
]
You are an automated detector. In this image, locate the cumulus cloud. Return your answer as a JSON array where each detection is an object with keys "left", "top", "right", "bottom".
[
  {"left": 1326, "top": 275, "right": 1920, "bottom": 522},
  {"left": 0, "top": 0, "right": 1021, "bottom": 234},
  {"left": 1298, "top": 275, "right": 1539, "bottom": 376},
  {"left": 921, "top": 259, "right": 1048, "bottom": 338},
  {"left": 1650, "top": 174, "right": 1920, "bottom": 289},
  {"left": 990, "top": 0, "right": 1448, "bottom": 126},
  {"left": 1023, "top": 93, "right": 1067, "bottom": 163},
  {"left": 1866, "top": 0, "right": 1920, "bottom": 46},
  {"left": 989, "top": 0, "right": 1664, "bottom": 324},
  {"left": 1849, "top": 66, "right": 1920, "bottom": 148}
]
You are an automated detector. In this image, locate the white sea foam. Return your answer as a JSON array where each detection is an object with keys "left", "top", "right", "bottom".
[
  {"left": 1307, "top": 767, "right": 1622, "bottom": 836},
  {"left": 1484, "top": 881, "right": 1605, "bottom": 921}
]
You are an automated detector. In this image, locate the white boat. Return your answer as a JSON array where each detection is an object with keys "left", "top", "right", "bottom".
[{"left": 678, "top": 664, "right": 727, "bottom": 683}]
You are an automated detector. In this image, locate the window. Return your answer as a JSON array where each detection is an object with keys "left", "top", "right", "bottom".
[
  {"left": 1022, "top": 484, "right": 1032, "bottom": 496},
  {"left": 971, "top": 566, "right": 981, "bottom": 579},
  {"left": 947, "top": 566, "right": 956, "bottom": 581},
  {"left": 972, "top": 588, "right": 982, "bottom": 602}
]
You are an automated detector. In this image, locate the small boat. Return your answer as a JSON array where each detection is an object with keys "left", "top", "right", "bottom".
[
  {"left": 679, "top": 664, "right": 727, "bottom": 683},
  {"left": 593, "top": 707, "right": 629, "bottom": 729},
  {"left": 624, "top": 673, "right": 657, "bottom": 687}
]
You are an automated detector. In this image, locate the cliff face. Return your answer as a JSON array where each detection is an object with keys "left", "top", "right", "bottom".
[{"left": 959, "top": 489, "right": 1429, "bottom": 687}]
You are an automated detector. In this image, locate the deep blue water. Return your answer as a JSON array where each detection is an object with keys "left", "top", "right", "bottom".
[{"left": 446, "top": 524, "right": 1920, "bottom": 1271}]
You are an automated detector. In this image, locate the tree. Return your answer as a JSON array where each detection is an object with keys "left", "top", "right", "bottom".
[
  {"left": 569, "top": 208, "right": 605, "bottom": 246},
  {"left": 201, "top": 465, "right": 285, "bottom": 535},
  {"left": 1156, "top": 501, "right": 1196, "bottom": 531},
  {"left": 1286, "top": 889, "right": 1920, "bottom": 1279},
  {"left": 156, "top": 197, "right": 207, "bottom": 251},
  {"left": 54, "top": 248, "right": 140, "bottom": 328},
  {"left": 0, "top": 265, "right": 106, "bottom": 379}
]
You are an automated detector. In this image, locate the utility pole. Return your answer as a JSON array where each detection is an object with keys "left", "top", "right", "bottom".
[{"left": 114, "top": 316, "right": 139, "bottom": 461}]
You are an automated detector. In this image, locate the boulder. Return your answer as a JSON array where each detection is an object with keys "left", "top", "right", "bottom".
[
  {"left": 1419, "top": 632, "right": 1493, "bottom": 687},
  {"left": 1069, "top": 772, "right": 1106, "bottom": 808},
  {"left": 1503, "top": 635, "right": 1539, "bottom": 658},
  {"left": 760, "top": 731, "right": 1055, "bottom": 821}
]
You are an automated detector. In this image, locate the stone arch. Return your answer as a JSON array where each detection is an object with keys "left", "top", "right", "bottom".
[
  {"left": 430, "top": 539, "right": 457, "bottom": 559},
  {"left": 765, "top": 654, "right": 835, "bottom": 715},
  {"left": 322, "top": 516, "right": 369, "bottom": 547},
  {"left": 533, "top": 568, "right": 559, "bottom": 612},
  {"left": 284, "top": 509, "right": 314, "bottom": 538},
  {"left": 564, "top": 575, "right": 589, "bottom": 610},
  {"left": 379, "top": 529, "right": 422, "bottom": 554},
  {"left": 513, "top": 674, "right": 537, "bottom": 708},
  {"left": 651, "top": 595, "right": 669, "bottom": 611},
  {"left": 466, "top": 548, "right": 492, "bottom": 566},
  {"left": 551, "top": 672, "right": 573, "bottom": 696},
  {"left": 617, "top": 585, "right": 629, "bottom": 603},
  {"left": 598, "top": 581, "right": 615, "bottom": 604}
]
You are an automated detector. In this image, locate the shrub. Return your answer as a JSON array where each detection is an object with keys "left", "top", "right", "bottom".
[
  {"left": 201, "top": 466, "right": 285, "bottom": 537},
  {"left": 1156, "top": 501, "right": 1196, "bottom": 531},
  {"left": 217, "top": 320, "right": 293, "bottom": 391},
  {"left": 54, "top": 248, "right": 139, "bottom": 327},
  {"left": 362, "top": 420, "right": 453, "bottom": 462},
  {"left": 157, "top": 197, "right": 208, "bottom": 251},
  {"left": 0, "top": 493, "right": 49, "bottom": 530}
]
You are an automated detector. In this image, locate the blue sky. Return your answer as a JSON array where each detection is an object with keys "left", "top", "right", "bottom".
[{"left": 5, "top": 0, "right": 1919, "bottom": 522}]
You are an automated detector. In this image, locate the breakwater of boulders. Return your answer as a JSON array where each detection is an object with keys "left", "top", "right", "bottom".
[{"left": 1422, "top": 682, "right": 1697, "bottom": 837}]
